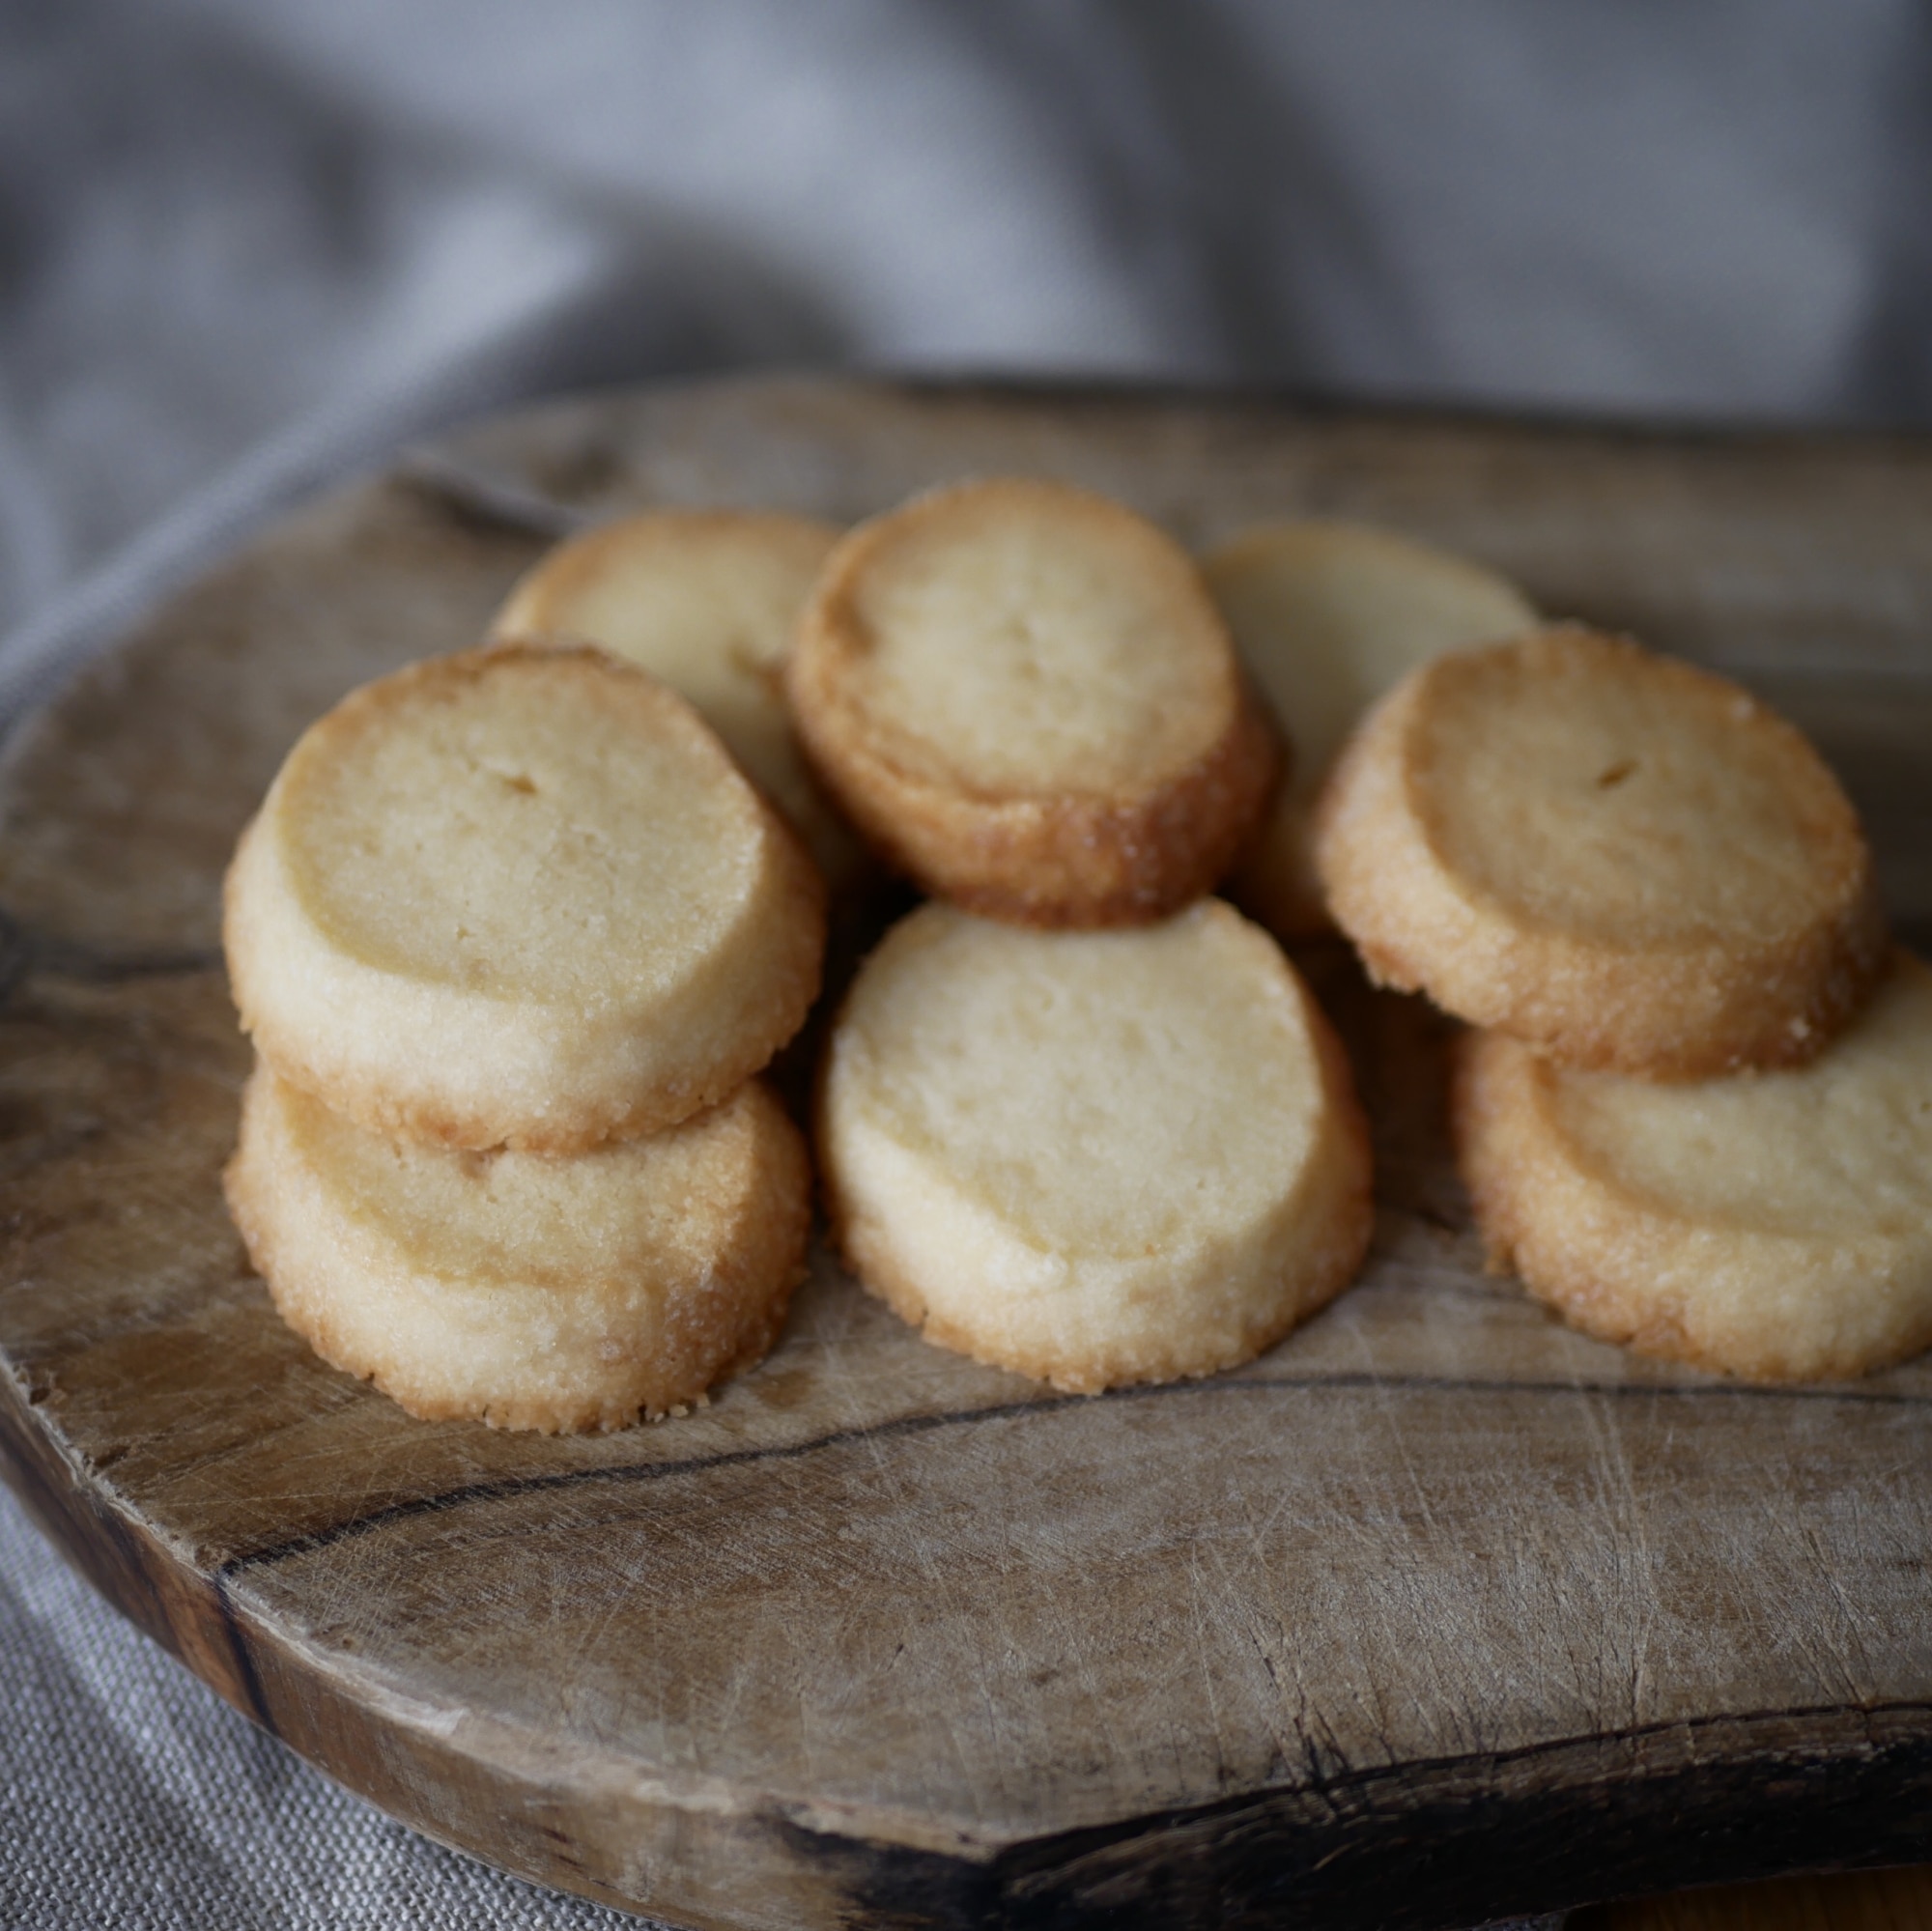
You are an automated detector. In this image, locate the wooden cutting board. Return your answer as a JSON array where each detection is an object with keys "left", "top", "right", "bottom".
[{"left": 1, "top": 378, "right": 1929, "bottom": 1931}]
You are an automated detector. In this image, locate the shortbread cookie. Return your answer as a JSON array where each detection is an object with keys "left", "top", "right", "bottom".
[
  {"left": 227, "top": 1065, "right": 810, "bottom": 1432},
  {"left": 1204, "top": 520, "right": 1536, "bottom": 938},
  {"left": 1316, "top": 627, "right": 1885, "bottom": 1077},
  {"left": 1455, "top": 951, "right": 1932, "bottom": 1380},
  {"left": 818, "top": 899, "right": 1373, "bottom": 1392},
  {"left": 225, "top": 644, "right": 824, "bottom": 1150},
  {"left": 788, "top": 479, "right": 1279, "bottom": 926},
  {"left": 489, "top": 509, "right": 867, "bottom": 890}
]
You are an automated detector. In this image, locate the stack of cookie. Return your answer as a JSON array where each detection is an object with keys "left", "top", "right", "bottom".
[
  {"left": 1200, "top": 518, "right": 1540, "bottom": 942},
  {"left": 223, "top": 641, "right": 826, "bottom": 1432},
  {"left": 1314, "top": 624, "right": 1932, "bottom": 1380},
  {"left": 791, "top": 478, "right": 1377, "bottom": 1393},
  {"left": 487, "top": 506, "right": 868, "bottom": 899}
]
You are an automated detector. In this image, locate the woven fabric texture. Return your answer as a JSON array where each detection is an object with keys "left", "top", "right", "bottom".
[{"left": 0, "top": 1490, "right": 646, "bottom": 1929}]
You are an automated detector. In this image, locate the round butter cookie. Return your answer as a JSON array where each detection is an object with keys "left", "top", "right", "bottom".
[
  {"left": 1455, "top": 951, "right": 1932, "bottom": 1380},
  {"left": 818, "top": 899, "right": 1373, "bottom": 1392},
  {"left": 787, "top": 479, "right": 1279, "bottom": 926},
  {"left": 489, "top": 509, "right": 867, "bottom": 891},
  {"left": 1204, "top": 519, "right": 1536, "bottom": 939},
  {"left": 226, "top": 1065, "right": 810, "bottom": 1432},
  {"left": 225, "top": 643, "right": 825, "bottom": 1151},
  {"left": 1315, "top": 626, "right": 1885, "bottom": 1077}
]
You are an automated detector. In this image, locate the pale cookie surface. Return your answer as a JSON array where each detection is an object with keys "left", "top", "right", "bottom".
[
  {"left": 226, "top": 1065, "right": 811, "bottom": 1432},
  {"left": 818, "top": 899, "right": 1374, "bottom": 1392},
  {"left": 225, "top": 644, "right": 824, "bottom": 1150},
  {"left": 1316, "top": 626, "right": 1886, "bottom": 1076},
  {"left": 489, "top": 509, "right": 867, "bottom": 891},
  {"left": 788, "top": 478, "right": 1278, "bottom": 925},
  {"left": 1455, "top": 951, "right": 1932, "bottom": 1380},
  {"left": 1204, "top": 519, "right": 1536, "bottom": 939}
]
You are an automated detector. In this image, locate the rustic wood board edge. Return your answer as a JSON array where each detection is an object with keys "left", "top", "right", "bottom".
[{"left": 10, "top": 1320, "right": 1932, "bottom": 1931}]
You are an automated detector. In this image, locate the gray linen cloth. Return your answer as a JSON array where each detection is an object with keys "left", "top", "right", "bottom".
[{"left": 2, "top": 3, "right": 1926, "bottom": 1923}]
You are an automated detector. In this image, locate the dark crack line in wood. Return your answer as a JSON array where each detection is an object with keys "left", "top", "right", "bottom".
[
  {"left": 0, "top": 906, "right": 221, "bottom": 998},
  {"left": 953, "top": 1697, "right": 1932, "bottom": 1925},
  {"left": 210, "top": 1567, "right": 275, "bottom": 1733},
  {"left": 992, "top": 1694, "right": 1932, "bottom": 1860},
  {"left": 879, "top": 370, "right": 1932, "bottom": 459},
  {"left": 215, "top": 1368, "right": 1932, "bottom": 1578},
  {"left": 395, "top": 452, "right": 595, "bottom": 541}
]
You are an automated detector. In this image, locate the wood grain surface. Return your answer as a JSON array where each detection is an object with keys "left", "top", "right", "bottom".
[{"left": 0, "top": 378, "right": 1929, "bottom": 1931}]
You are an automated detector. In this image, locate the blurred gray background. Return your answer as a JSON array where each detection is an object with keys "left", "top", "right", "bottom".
[
  {"left": 3, "top": 0, "right": 1930, "bottom": 717},
  {"left": 2, "top": 3, "right": 1928, "bottom": 1925}
]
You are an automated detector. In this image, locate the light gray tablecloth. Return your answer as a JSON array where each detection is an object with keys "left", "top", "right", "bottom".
[{"left": 2, "top": 5, "right": 1926, "bottom": 1923}]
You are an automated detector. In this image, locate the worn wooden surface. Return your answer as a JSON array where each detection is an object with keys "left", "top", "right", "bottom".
[{"left": 0, "top": 378, "right": 1929, "bottom": 1931}]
